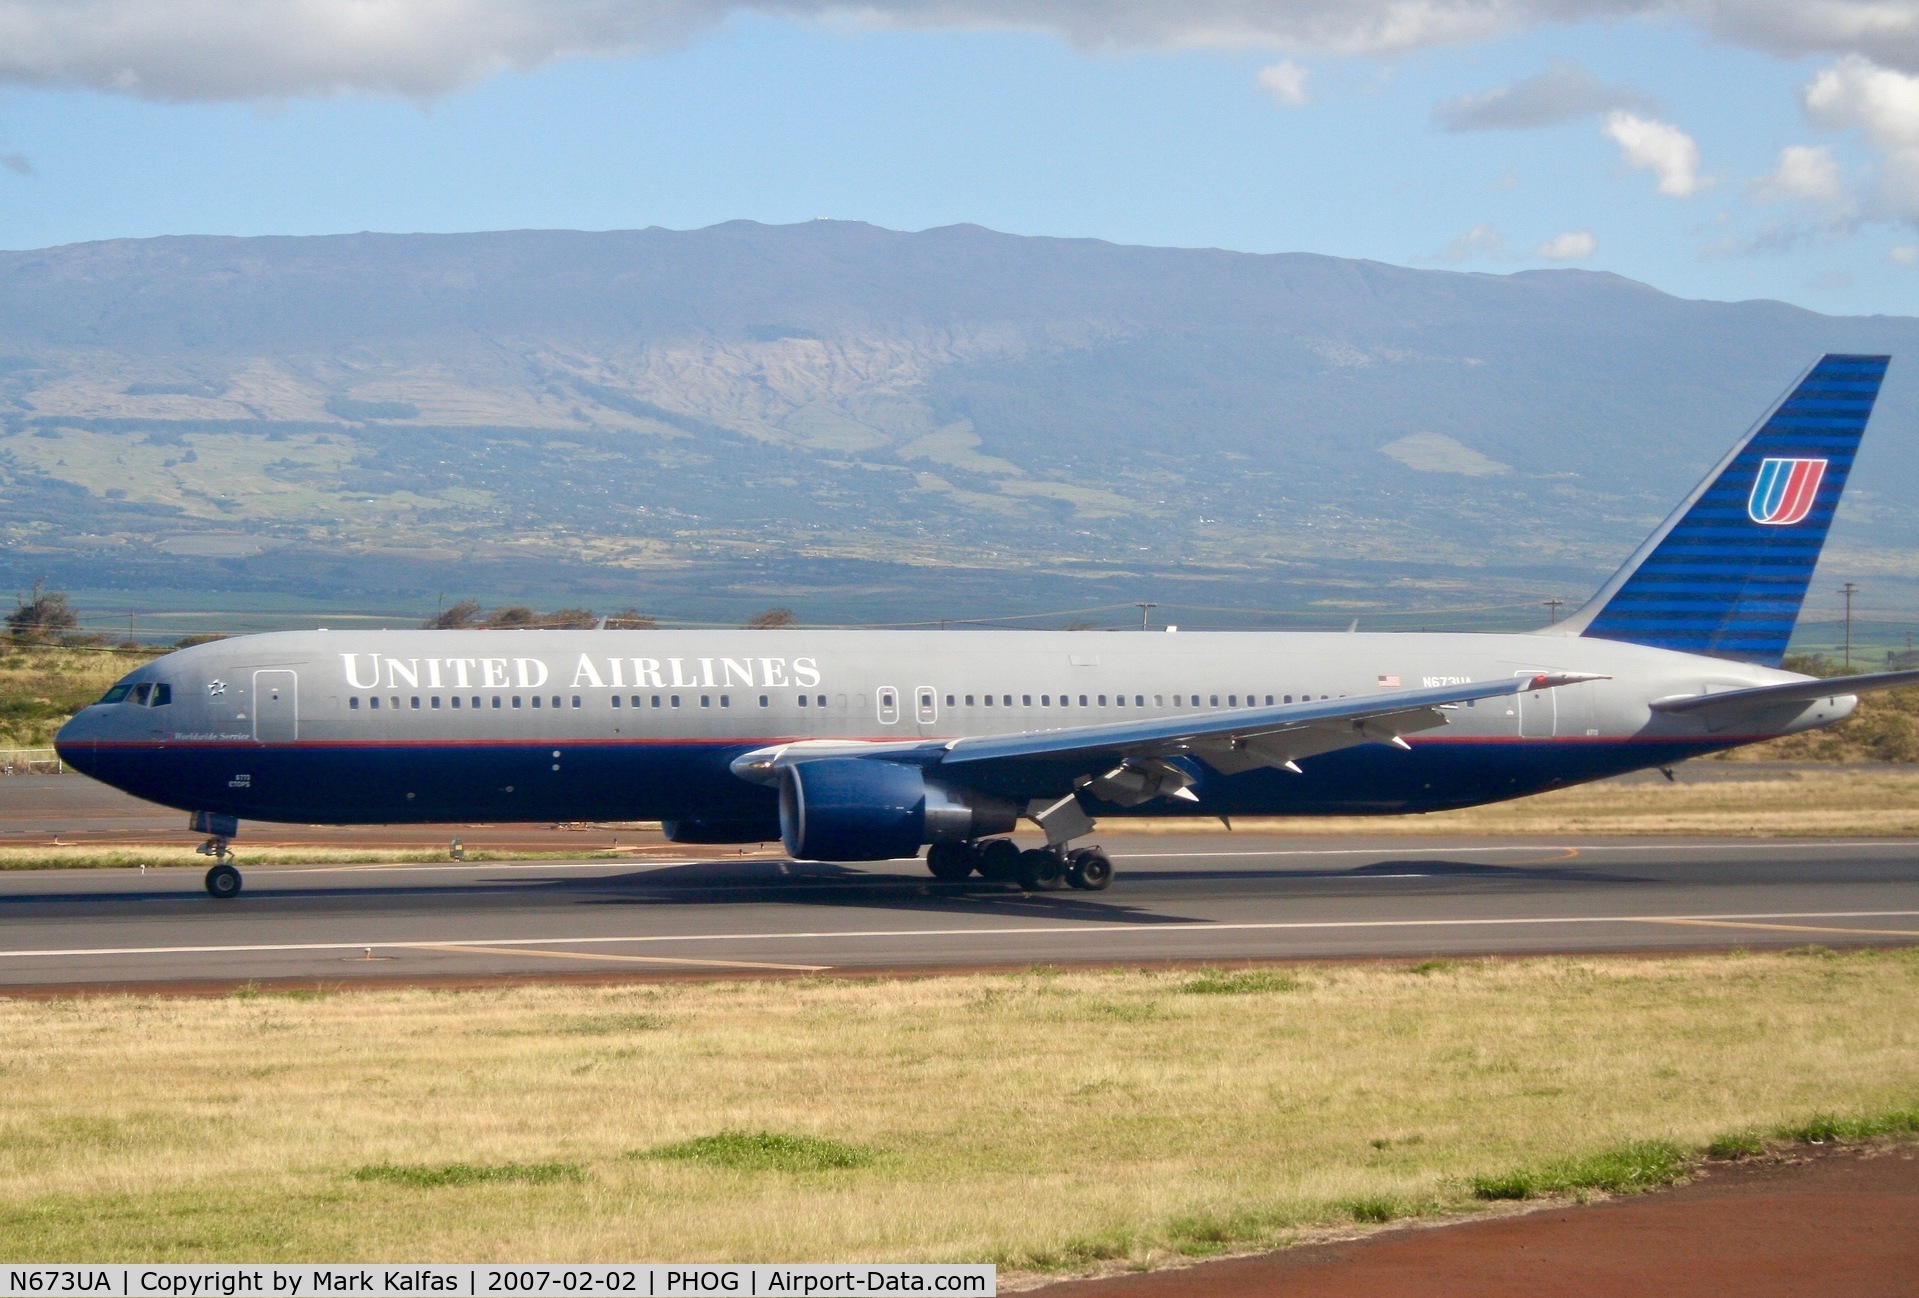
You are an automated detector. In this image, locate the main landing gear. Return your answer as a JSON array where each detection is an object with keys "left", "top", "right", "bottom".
[
  {"left": 925, "top": 839, "right": 1114, "bottom": 891},
  {"left": 196, "top": 837, "right": 242, "bottom": 898}
]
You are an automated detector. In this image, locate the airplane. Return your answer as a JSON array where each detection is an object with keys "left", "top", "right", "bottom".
[{"left": 55, "top": 354, "right": 1916, "bottom": 899}]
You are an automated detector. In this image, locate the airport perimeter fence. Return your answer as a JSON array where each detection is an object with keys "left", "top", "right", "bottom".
[{"left": 0, "top": 748, "right": 62, "bottom": 775}]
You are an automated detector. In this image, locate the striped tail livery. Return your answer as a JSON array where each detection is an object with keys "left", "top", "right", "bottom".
[{"left": 1556, "top": 353, "right": 1889, "bottom": 666}]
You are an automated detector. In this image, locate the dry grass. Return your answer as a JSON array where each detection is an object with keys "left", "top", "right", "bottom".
[
  {"left": 0, "top": 845, "right": 641, "bottom": 871},
  {"left": 1123, "top": 767, "right": 1919, "bottom": 837},
  {"left": 0, "top": 951, "right": 1915, "bottom": 1267},
  {"left": 0, "top": 644, "right": 157, "bottom": 749}
]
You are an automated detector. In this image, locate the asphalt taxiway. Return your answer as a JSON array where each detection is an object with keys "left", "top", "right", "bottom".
[{"left": 3, "top": 830, "right": 1918, "bottom": 989}]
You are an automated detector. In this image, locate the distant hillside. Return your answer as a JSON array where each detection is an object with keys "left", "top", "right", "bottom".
[{"left": 1, "top": 221, "right": 1914, "bottom": 626}]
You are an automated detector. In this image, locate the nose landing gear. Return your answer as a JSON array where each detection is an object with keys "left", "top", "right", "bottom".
[{"left": 196, "top": 837, "right": 242, "bottom": 898}]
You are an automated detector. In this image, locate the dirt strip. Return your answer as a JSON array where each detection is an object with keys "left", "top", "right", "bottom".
[{"left": 1035, "top": 1146, "right": 1919, "bottom": 1298}]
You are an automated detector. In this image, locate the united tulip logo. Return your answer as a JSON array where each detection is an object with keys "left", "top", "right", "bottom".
[{"left": 1747, "top": 458, "right": 1827, "bottom": 526}]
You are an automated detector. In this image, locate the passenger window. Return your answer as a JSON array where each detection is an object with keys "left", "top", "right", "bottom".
[
  {"left": 671, "top": 695, "right": 681, "bottom": 708},
  {"left": 451, "top": 697, "right": 460, "bottom": 709},
  {"left": 1022, "top": 695, "right": 1031, "bottom": 706},
  {"left": 532, "top": 696, "right": 543, "bottom": 709},
  {"left": 1079, "top": 695, "right": 1088, "bottom": 707},
  {"left": 1115, "top": 695, "right": 1125, "bottom": 707},
  {"left": 572, "top": 696, "right": 582, "bottom": 708},
  {"left": 984, "top": 695, "right": 993, "bottom": 707},
  {"left": 1228, "top": 695, "right": 1237, "bottom": 707},
  {"left": 1154, "top": 695, "right": 1163, "bottom": 706},
  {"left": 965, "top": 694, "right": 974, "bottom": 706},
  {"left": 798, "top": 694, "right": 809, "bottom": 707},
  {"left": 1135, "top": 695, "right": 1144, "bottom": 707},
  {"left": 1210, "top": 695, "right": 1218, "bottom": 707},
  {"left": 350, "top": 697, "right": 361, "bottom": 710},
  {"left": 720, "top": 695, "right": 729, "bottom": 708},
  {"left": 1097, "top": 695, "right": 1106, "bottom": 706},
  {"left": 612, "top": 695, "right": 622, "bottom": 708},
  {"left": 1003, "top": 695, "right": 1012, "bottom": 707},
  {"left": 411, "top": 697, "right": 421, "bottom": 709},
  {"left": 946, "top": 694, "right": 956, "bottom": 706},
  {"left": 700, "top": 695, "right": 710, "bottom": 707},
  {"left": 758, "top": 695, "right": 768, "bottom": 707},
  {"left": 631, "top": 695, "right": 641, "bottom": 707},
  {"left": 370, "top": 697, "right": 381, "bottom": 710},
  {"left": 1173, "top": 695, "right": 1181, "bottom": 706},
  {"left": 1041, "top": 695, "right": 1051, "bottom": 706},
  {"left": 472, "top": 697, "right": 481, "bottom": 708},
  {"left": 431, "top": 697, "right": 441, "bottom": 709},
  {"left": 1284, "top": 695, "right": 1293, "bottom": 704}
]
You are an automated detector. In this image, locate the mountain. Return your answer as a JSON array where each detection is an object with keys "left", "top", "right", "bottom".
[{"left": 1, "top": 221, "right": 1914, "bottom": 630}]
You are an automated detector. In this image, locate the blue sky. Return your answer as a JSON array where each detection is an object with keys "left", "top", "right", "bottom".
[{"left": 0, "top": 2, "right": 1915, "bottom": 315}]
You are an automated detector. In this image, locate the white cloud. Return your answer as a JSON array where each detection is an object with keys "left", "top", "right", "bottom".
[
  {"left": 1603, "top": 111, "right": 1707, "bottom": 197},
  {"left": 1890, "top": 243, "right": 1919, "bottom": 262},
  {"left": 1754, "top": 144, "right": 1847, "bottom": 202},
  {"left": 1256, "top": 59, "right": 1311, "bottom": 106},
  {"left": 1534, "top": 229, "right": 1596, "bottom": 259},
  {"left": 1803, "top": 54, "right": 1919, "bottom": 221},
  {"left": 0, "top": 0, "right": 1912, "bottom": 105},
  {"left": 1441, "top": 222, "right": 1505, "bottom": 261},
  {"left": 1434, "top": 59, "right": 1655, "bottom": 131}
]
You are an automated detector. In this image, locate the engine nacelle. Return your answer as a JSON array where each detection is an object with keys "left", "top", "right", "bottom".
[{"left": 778, "top": 758, "right": 1018, "bottom": 861}]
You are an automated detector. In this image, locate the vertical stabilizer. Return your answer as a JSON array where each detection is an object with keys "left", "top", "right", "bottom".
[{"left": 1551, "top": 354, "right": 1889, "bottom": 666}]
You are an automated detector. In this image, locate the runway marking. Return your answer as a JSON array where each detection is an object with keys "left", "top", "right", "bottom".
[
  {"left": 405, "top": 943, "right": 828, "bottom": 972},
  {"left": 3, "top": 911, "right": 1918, "bottom": 962},
  {"left": 1639, "top": 918, "right": 1919, "bottom": 939},
  {"left": 1116, "top": 840, "right": 1919, "bottom": 859}
]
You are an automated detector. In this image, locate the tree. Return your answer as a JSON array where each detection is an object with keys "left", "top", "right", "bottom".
[
  {"left": 486, "top": 605, "right": 539, "bottom": 629},
  {"left": 543, "top": 607, "right": 597, "bottom": 629},
  {"left": 745, "top": 608, "right": 799, "bottom": 629},
  {"left": 423, "top": 598, "right": 484, "bottom": 630},
  {"left": 7, "top": 582, "right": 77, "bottom": 643},
  {"left": 606, "top": 608, "right": 658, "bottom": 630}
]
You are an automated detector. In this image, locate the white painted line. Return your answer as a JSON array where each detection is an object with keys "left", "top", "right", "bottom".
[
  {"left": 3, "top": 910, "right": 1917, "bottom": 961},
  {"left": 1116, "top": 840, "right": 1919, "bottom": 859}
]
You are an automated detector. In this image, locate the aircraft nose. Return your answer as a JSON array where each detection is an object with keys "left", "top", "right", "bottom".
[{"left": 53, "top": 709, "right": 101, "bottom": 777}]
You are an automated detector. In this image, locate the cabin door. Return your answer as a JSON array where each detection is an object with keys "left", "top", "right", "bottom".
[
  {"left": 1513, "top": 671, "right": 1555, "bottom": 739},
  {"left": 253, "top": 670, "right": 298, "bottom": 743}
]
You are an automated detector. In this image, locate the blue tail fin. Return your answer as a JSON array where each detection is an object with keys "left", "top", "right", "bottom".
[{"left": 1555, "top": 354, "right": 1889, "bottom": 667}]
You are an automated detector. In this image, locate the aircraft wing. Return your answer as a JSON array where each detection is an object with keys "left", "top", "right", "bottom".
[
  {"left": 733, "top": 674, "right": 1603, "bottom": 812},
  {"left": 1649, "top": 668, "right": 1919, "bottom": 715},
  {"left": 936, "top": 674, "right": 1601, "bottom": 796}
]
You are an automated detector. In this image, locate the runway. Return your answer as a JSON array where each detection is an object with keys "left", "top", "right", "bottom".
[{"left": 2, "top": 824, "right": 1917, "bottom": 988}]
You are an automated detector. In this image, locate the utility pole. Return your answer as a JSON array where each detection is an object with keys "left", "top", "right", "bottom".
[
  {"left": 1544, "top": 598, "right": 1564, "bottom": 625},
  {"left": 1135, "top": 602, "right": 1157, "bottom": 631},
  {"left": 1840, "top": 582, "right": 1859, "bottom": 670}
]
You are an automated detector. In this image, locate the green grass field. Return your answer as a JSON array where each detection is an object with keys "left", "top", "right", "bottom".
[{"left": 1, "top": 951, "right": 1914, "bottom": 1269}]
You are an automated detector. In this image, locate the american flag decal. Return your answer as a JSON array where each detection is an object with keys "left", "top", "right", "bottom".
[{"left": 1377, "top": 674, "right": 1400, "bottom": 687}]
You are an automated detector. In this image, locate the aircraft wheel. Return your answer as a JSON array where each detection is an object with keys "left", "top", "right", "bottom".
[
  {"left": 204, "top": 862, "right": 243, "bottom": 899},
  {"left": 974, "top": 838, "right": 1021, "bottom": 882},
  {"left": 1067, "top": 849, "right": 1114, "bottom": 891},
  {"left": 1017, "top": 848, "right": 1065, "bottom": 891},
  {"left": 926, "top": 842, "right": 973, "bottom": 881}
]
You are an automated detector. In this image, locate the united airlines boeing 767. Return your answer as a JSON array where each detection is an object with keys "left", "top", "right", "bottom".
[{"left": 56, "top": 355, "right": 1913, "bottom": 897}]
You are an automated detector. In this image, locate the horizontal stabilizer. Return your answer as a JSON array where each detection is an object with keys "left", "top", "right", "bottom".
[{"left": 1650, "top": 668, "right": 1919, "bottom": 715}]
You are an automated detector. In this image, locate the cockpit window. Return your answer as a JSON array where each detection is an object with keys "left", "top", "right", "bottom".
[
  {"left": 149, "top": 684, "right": 172, "bottom": 707},
  {"left": 100, "top": 683, "right": 132, "bottom": 704},
  {"left": 131, "top": 683, "right": 152, "bottom": 706}
]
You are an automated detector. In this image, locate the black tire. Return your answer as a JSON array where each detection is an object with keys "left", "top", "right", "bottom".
[
  {"left": 205, "top": 862, "right": 242, "bottom": 899},
  {"left": 975, "top": 838, "right": 1021, "bottom": 882},
  {"left": 1067, "top": 848, "right": 1114, "bottom": 891},
  {"left": 1017, "top": 848, "right": 1065, "bottom": 891},
  {"left": 926, "top": 842, "right": 973, "bottom": 880}
]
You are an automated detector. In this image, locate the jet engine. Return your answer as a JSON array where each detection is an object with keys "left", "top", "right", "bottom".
[{"left": 777, "top": 758, "right": 1018, "bottom": 861}]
